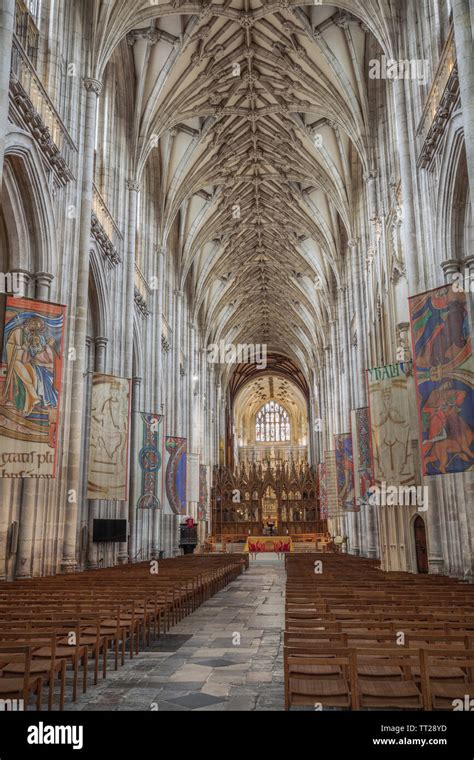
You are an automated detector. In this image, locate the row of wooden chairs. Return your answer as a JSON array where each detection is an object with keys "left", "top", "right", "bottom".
[
  {"left": 0, "top": 554, "right": 245, "bottom": 711},
  {"left": 284, "top": 554, "right": 474, "bottom": 710}
]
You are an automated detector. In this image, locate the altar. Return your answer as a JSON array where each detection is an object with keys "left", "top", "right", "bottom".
[{"left": 244, "top": 536, "right": 293, "bottom": 553}]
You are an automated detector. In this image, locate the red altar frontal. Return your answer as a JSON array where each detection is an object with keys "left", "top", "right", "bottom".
[{"left": 244, "top": 536, "right": 293, "bottom": 553}]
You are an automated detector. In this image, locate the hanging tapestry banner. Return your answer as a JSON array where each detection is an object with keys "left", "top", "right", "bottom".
[
  {"left": 409, "top": 285, "right": 474, "bottom": 475},
  {"left": 318, "top": 462, "right": 327, "bottom": 520},
  {"left": 87, "top": 374, "right": 131, "bottom": 500},
  {"left": 367, "top": 362, "right": 415, "bottom": 486},
  {"left": 334, "top": 433, "right": 357, "bottom": 512},
  {"left": 322, "top": 451, "right": 338, "bottom": 519},
  {"left": 199, "top": 464, "right": 209, "bottom": 520},
  {"left": 0, "top": 296, "right": 66, "bottom": 478},
  {"left": 187, "top": 452, "right": 200, "bottom": 503},
  {"left": 136, "top": 413, "right": 164, "bottom": 509},
  {"left": 165, "top": 436, "right": 187, "bottom": 515},
  {"left": 351, "top": 407, "right": 374, "bottom": 506}
]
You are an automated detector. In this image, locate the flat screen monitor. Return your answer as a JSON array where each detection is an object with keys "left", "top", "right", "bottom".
[{"left": 93, "top": 519, "right": 127, "bottom": 543}]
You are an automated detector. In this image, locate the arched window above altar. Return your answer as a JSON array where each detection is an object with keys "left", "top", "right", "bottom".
[{"left": 255, "top": 401, "right": 290, "bottom": 442}]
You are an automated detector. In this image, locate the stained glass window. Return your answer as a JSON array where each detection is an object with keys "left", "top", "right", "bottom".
[{"left": 255, "top": 402, "right": 290, "bottom": 442}]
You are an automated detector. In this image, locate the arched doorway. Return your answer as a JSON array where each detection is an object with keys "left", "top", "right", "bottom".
[{"left": 414, "top": 516, "right": 428, "bottom": 574}]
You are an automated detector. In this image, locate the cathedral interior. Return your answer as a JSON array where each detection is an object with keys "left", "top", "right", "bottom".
[{"left": 0, "top": 0, "right": 473, "bottom": 724}]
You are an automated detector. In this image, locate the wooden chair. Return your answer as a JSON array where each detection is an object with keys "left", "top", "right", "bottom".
[
  {"left": 0, "top": 645, "right": 43, "bottom": 711},
  {"left": 285, "top": 647, "right": 359, "bottom": 710},
  {"left": 420, "top": 648, "right": 474, "bottom": 710}
]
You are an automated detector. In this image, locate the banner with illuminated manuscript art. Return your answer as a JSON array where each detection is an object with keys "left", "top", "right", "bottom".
[
  {"left": 351, "top": 407, "right": 374, "bottom": 505},
  {"left": 136, "top": 413, "right": 164, "bottom": 510},
  {"left": 87, "top": 375, "right": 131, "bottom": 500},
  {"left": 367, "top": 362, "right": 415, "bottom": 486},
  {"left": 322, "top": 451, "right": 338, "bottom": 519},
  {"left": 198, "top": 464, "right": 209, "bottom": 521},
  {"left": 334, "top": 433, "right": 357, "bottom": 512},
  {"left": 409, "top": 286, "right": 474, "bottom": 476},
  {"left": 165, "top": 436, "right": 187, "bottom": 515},
  {"left": 0, "top": 296, "right": 66, "bottom": 478}
]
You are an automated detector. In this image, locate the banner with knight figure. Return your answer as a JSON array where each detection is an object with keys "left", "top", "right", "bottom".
[
  {"left": 334, "top": 432, "right": 357, "bottom": 511},
  {"left": 0, "top": 296, "right": 66, "bottom": 478},
  {"left": 367, "top": 362, "right": 416, "bottom": 486},
  {"left": 87, "top": 374, "right": 131, "bottom": 500},
  {"left": 351, "top": 407, "right": 374, "bottom": 506},
  {"left": 165, "top": 436, "right": 187, "bottom": 514},
  {"left": 136, "top": 413, "right": 164, "bottom": 510},
  {"left": 409, "top": 285, "right": 474, "bottom": 475}
]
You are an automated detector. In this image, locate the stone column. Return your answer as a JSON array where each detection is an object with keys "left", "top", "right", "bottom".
[
  {"left": 87, "top": 336, "right": 107, "bottom": 569},
  {"left": 116, "top": 179, "right": 140, "bottom": 565},
  {"left": 318, "top": 358, "right": 327, "bottom": 453},
  {"left": 124, "top": 180, "right": 140, "bottom": 378},
  {"left": 393, "top": 78, "right": 420, "bottom": 293},
  {"left": 129, "top": 376, "right": 142, "bottom": 560},
  {"left": 154, "top": 247, "right": 165, "bottom": 409},
  {"left": 452, "top": 0, "right": 474, "bottom": 210},
  {"left": 63, "top": 77, "right": 102, "bottom": 574},
  {"left": 323, "top": 344, "right": 332, "bottom": 441},
  {"left": 35, "top": 273, "right": 54, "bottom": 300},
  {"left": 174, "top": 290, "right": 183, "bottom": 433},
  {"left": 0, "top": 0, "right": 15, "bottom": 191},
  {"left": 329, "top": 320, "right": 340, "bottom": 433},
  {"left": 441, "top": 259, "right": 461, "bottom": 284},
  {"left": 188, "top": 322, "right": 196, "bottom": 452},
  {"left": 349, "top": 240, "right": 367, "bottom": 407},
  {"left": 341, "top": 286, "right": 353, "bottom": 413},
  {"left": 10, "top": 269, "right": 31, "bottom": 298}
]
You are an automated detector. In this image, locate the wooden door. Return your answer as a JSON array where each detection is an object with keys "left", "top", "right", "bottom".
[{"left": 414, "top": 516, "right": 428, "bottom": 574}]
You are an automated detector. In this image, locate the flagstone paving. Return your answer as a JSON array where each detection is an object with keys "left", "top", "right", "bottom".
[{"left": 64, "top": 559, "right": 285, "bottom": 711}]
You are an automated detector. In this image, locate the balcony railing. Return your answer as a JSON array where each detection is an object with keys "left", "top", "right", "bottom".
[{"left": 10, "top": 36, "right": 76, "bottom": 183}]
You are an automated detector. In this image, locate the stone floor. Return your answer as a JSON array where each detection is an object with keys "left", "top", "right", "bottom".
[{"left": 64, "top": 557, "right": 285, "bottom": 711}]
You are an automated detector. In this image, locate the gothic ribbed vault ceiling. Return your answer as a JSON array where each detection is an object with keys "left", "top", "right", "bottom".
[{"left": 91, "top": 1, "right": 394, "bottom": 376}]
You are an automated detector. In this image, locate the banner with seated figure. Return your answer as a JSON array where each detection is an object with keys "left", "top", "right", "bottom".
[
  {"left": 87, "top": 374, "right": 131, "bottom": 500},
  {"left": 0, "top": 296, "right": 66, "bottom": 478},
  {"left": 409, "top": 285, "right": 474, "bottom": 475}
]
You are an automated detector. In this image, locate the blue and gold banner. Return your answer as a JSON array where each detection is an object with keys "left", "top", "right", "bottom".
[{"left": 136, "top": 413, "right": 164, "bottom": 509}]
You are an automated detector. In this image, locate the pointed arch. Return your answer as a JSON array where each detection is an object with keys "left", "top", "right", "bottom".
[{"left": 3, "top": 128, "right": 59, "bottom": 277}]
